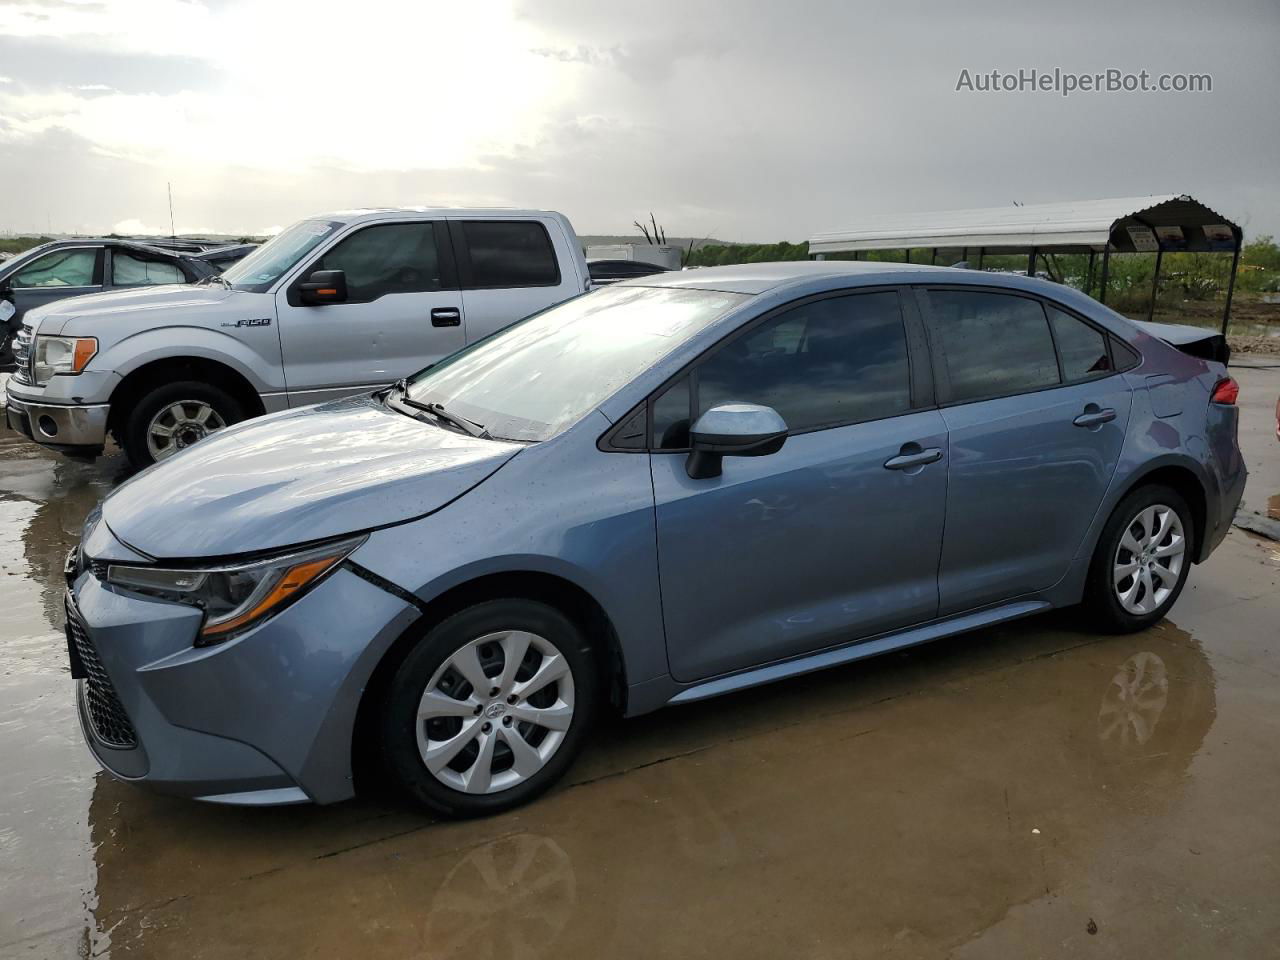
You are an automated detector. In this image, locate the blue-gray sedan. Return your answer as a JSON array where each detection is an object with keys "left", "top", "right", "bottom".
[{"left": 64, "top": 261, "right": 1246, "bottom": 816}]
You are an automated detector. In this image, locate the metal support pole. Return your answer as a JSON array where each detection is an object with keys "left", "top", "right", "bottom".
[
  {"left": 1086, "top": 250, "right": 1096, "bottom": 296},
  {"left": 904, "top": 248, "right": 911, "bottom": 264},
  {"left": 1146, "top": 249, "right": 1164, "bottom": 322},
  {"left": 1098, "top": 246, "right": 1111, "bottom": 304},
  {"left": 1026, "top": 248, "right": 1037, "bottom": 277},
  {"left": 930, "top": 248, "right": 937, "bottom": 265},
  {"left": 977, "top": 248, "right": 985, "bottom": 270},
  {"left": 1221, "top": 240, "right": 1242, "bottom": 336}
]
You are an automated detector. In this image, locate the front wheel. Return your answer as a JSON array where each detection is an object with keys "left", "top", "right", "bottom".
[
  {"left": 1084, "top": 485, "right": 1194, "bottom": 633},
  {"left": 121, "top": 381, "right": 245, "bottom": 470},
  {"left": 381, "top": 599, "right": 598, "bottom": 818}
]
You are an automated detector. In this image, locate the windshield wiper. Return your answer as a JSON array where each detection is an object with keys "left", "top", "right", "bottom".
[{"left": 391, "top": 383, "right": 490, "bottom": 439}]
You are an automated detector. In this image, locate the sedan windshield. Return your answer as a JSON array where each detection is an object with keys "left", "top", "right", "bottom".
[
  {"left": 405, "top": 284, "right": 748, "bottom": 442},
  {"left": 220, "top": 220, "right": 343, "bottom": 292}
]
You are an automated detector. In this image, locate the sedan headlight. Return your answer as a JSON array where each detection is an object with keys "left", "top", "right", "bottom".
[
  {"left": 106, "top": 537, "right": 365, "bottom": 645},
  {"left": 33, "top": 335, "right": 97, "bottom": 384}
]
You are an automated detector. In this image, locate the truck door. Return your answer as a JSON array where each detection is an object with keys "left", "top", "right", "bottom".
[{"left": 275, "top": 220, "right": 465, "bottom": 406}]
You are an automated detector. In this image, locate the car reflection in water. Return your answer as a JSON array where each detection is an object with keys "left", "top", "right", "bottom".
[{"left": 81, "top": 615, "right": 1216, "bottom": 959}]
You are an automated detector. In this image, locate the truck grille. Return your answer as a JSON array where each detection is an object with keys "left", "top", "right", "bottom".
[
  {"left": 66, "top": 596, "right": 137, "bottom": 748},
  {"left": 12, "top": 326, "right": 33, "bottom": 384}
]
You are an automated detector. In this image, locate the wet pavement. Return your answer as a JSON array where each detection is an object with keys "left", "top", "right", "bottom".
[{"left": 1, "top": 368, "right": 1278, "bottom": 959}]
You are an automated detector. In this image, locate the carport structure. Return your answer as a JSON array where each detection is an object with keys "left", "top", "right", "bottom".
[{"left": 808, "top": 195, "right": 1243, "bottom": 333}]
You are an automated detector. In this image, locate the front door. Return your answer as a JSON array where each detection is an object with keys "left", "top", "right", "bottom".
[
  {"left": 920, "top": 288, "right": 1133, "bottom": 614},
  {"left": 276, "top": 220, "right": 465, "bottom": 406},
  {"left": 651, "top": 289, "right": 948, "bottom": 682},
  {"left": 8, "top": 246, "right": 103, "bottom": 323}
]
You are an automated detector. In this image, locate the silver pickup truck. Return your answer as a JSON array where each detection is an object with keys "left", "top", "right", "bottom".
[{"left": 5, "top": 208, "right": 589, "bottom": 467}]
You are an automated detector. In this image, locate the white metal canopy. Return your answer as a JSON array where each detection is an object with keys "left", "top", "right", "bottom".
[{"left": 808, "top": 195, "right": 1240, "bottom": 255}]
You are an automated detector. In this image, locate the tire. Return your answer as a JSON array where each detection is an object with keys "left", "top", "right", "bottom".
[
  {"left": 121, "top": 380, "right": 246, "bottom": 470},
  {"left": 381, "top": 599, "right": 598, "bottom": 818},
  {"left": 1084, "top": 484, "right": 1195, "bottom": 633}
]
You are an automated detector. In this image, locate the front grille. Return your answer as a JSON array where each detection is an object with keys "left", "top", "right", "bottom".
[
  {"left": 12, "top": 327, "right": 33, "bottom": 384},
  {"left": 88, "top": 558, "right": 110, "bottom": 581},
  {"left": 66, "top": 597, "right": 137, "bottom": 748}
]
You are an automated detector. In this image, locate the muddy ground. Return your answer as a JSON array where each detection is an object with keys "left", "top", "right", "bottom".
[{"left": 1, "top": 364, "right": 1277, "bottom": 959}]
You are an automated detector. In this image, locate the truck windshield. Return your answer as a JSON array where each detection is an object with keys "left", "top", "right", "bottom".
[
  {"left": 404, "top": 284, "right": 748, "bottom": 442},
  {"left": 220, "top": 220, "right": 342, "bottom": 292}
]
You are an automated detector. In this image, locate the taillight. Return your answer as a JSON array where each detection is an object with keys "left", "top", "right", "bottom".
[{"left": 1210, "top": 377, "right": 1239, "bottom": 405}]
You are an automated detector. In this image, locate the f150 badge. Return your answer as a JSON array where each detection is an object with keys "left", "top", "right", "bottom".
[{"left": 221, "top": 317, "right": 272, "bottom": 328}]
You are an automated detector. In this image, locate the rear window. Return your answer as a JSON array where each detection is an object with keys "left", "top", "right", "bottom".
[
  {"left": 927, "top": 290, "right": 1060, "bottom": 402},
  {"left": 1048, "top": 306, "right": 1113, "bottom": 381},
  {"left": 461, "top": 221, "right": 559, "bottom": 288}
]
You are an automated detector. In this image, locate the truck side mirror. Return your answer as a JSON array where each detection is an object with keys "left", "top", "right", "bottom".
[{"left": 298, "top": 270, "right": 348, "bottom": 306}]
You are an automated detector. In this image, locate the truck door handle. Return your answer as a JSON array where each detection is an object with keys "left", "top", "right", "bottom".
[
  {"left": 884, "top": 445, "right": 943, "bottom": 470},
  {"left": 1073, "top": 406, "right": 1116, "bottom": 428},
  {"left": 431, "top": 308, "right": 461, "bottom": 327}
]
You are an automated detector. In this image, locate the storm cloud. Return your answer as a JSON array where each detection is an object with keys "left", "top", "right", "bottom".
[{"left": 0, "top": 0, "right": 1276, "bottom": 241}]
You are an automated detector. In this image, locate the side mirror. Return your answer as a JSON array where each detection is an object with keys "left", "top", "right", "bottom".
[
  {"left": 686, "top": 403, "right": 787, "bottom": 479},
  {"left": 298, "top": 269, "right": 348, "bottom": 305}
]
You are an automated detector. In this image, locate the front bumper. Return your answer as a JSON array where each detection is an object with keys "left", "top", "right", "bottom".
[
  {"left": 5, "top": 387, "right": 109, "bottom": 453},
  {"left": 67, "top": 556, "right": 418, "bottom": 805}
]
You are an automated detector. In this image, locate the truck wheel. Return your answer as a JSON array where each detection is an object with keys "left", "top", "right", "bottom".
[{"left": 122, "top": 381, "right": 246, "bottom": 469}]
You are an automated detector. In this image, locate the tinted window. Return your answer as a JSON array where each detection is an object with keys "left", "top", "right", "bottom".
[
  {"left": 462, "top": 221, "right": 559, "bottom": 288},
  {"left": 928, "top": 291, "right": 1059, "bottom": 402},
  {"left": 13, "top": 248, "right": 96, "bottom": 287},
  {"left": 1048, "top": 306, "right": 1112, "bottom": 381},
  {"left": 113, "top": 252, "right": 186, "bottom": 286},
  {"left": 315, "top": 222, "right": 440, "bottom": 302},
  {"left": 1110, "top": 337, "right": 1141, "bottom": 371},
  {"left": 652, "top": 376, "right": 691, "bottom": 448},
  {"left": 694, "top": 291, "right": 912, "bottom": 433}
]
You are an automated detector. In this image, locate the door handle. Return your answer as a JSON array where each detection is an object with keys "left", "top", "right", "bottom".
[
  {"left": 884, "top": 445, "right": 943, "bottom": 470},
  {"left": 431, "top": 307, "right": 461, "bottom": 327},
  {"left": 1073, "top": 407, "right": 1117, "bottom": 428}
]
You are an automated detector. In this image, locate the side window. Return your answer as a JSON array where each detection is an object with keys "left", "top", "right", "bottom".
[
  {"left": 313, "top": 222, "right": 441, "bottom": 302},
  {"left": 1048, "top": 306, "right": 1112, "bottom": 381},
  {"left": 652, "top": 375, "right": 691, "bottom": 449},
  {"left": 693, "top": 291, "right": 912, "bottom": 434},
  {"left": 927, "top": 290, "right": 1060, "bottom": 402},
  {"left": 112, "top": 252, "right": 186, "bottom": 287},
  {"left": 13, "top": 249, "right": 97, "bottom": 288},
  {"left": 461, "top": 221, "right": 559, "bottom": 288}
]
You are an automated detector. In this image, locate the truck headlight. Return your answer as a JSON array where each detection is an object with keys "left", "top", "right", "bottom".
[
  {"left": 33, "top": 335, "right": 97, "bottom": 384},
  {"left": 106, "top": 537, "right": 365, "bottom": 645}
]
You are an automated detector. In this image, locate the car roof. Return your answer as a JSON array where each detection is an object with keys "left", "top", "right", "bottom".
[
  {"left": 308, "top": 207, "right": 569, "bottom": 226},
  {"left": 618, "top": 259, "right": 944, "bottom": 295}
]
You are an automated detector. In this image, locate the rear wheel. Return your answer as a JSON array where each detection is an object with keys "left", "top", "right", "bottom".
[
  {"left": 121, "top": 380, "right": 245, "bottom": 469},
  {"left": 1084, "top": 485, "right": 1194, "bottom": 633},
  {"left": 381, "top": 599, "right": 598, "bottom": 818}
]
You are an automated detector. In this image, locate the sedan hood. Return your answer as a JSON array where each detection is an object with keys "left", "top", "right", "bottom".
[{"left": 102, "top": 396, "right": 522, "bottom": 559}]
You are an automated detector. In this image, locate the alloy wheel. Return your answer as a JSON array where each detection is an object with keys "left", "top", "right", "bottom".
[
  {"left": 1112, "top": 504, "right": 1185, "bottom": 616},
  {"left": 146, "top": 400, "right": 226, "bottom": 461},
  {"left": 415, "top": 630, "right": 575, "bottom": 795}
]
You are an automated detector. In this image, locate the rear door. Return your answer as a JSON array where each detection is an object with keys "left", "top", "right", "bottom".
[
  {"left": 106, "top": 247, "right": 191, "bottom": 289},
  {"left": 650, "top": 288, "right": 948, "bottom": 682},
  {"left": 275, "top": 219, "right": 465, "bottom": 406},
  {"left": 449, "top": 218, "right": 582, "bottom": 343},
  {"left": 7, "top": 246, "right": 103, "bottom": 322},
  {"left": 919, "top": 287, "right": 1133, "bottom": 615}
]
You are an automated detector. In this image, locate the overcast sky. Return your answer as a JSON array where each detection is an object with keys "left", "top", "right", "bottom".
[{"left": 0, "top": 0, "right": 1276, "bottom": 241}]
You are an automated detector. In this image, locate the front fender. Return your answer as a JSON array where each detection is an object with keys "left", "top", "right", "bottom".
[{"left": 98, "top": 324, "right": 285, "bottom": 394}]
